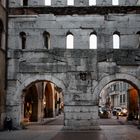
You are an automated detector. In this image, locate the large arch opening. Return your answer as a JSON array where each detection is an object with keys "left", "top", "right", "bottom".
[
  {"left": 22, "top": 80, "right": 64, "bottom": 125},
  {"left": 97, "top": 78, "right": 140, "bottom": 126}
]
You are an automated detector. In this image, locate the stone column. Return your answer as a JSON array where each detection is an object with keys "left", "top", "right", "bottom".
[{"left": 64, "top": 92, "right": 100, "bottom": 130}]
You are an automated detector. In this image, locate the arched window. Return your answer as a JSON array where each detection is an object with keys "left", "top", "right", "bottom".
[
  {"left": 23, "top": 0, "right": 28, "bottom": 6},
  {"left": 112, "top": 0, "right": 119, "bottom": 5},
  {"left": 89, "top": 0, "right": 96, "bottom": 6},
  {"left": 45, "top": 0, "right": 51, "bottom": 6},
  {"left": 43, "top": 31, "right": 50, "bottom": 49},
  {"left": 20, "top": 32, "right": 26, "bottom": 49},
  {"left": 66, "top": 33, "right": 74, "bottom": 49},
  {"left": 136, "top": 31, "right": 140, "bottom": 48},
  {"left": 89, "top": 34, "right": 97, "bottom": 49},
  {"left": 67, "top": 0, "right": 74, "bottom": 6},
  {"left": 0, "top": 20, "right": 3, "bottom": 48},
  {"left": 113, "top": 33, "right": 120, "bottom": 49}
]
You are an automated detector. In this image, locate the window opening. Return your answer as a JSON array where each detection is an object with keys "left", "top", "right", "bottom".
[
  {"left": 112, "top": 0, "right": 119, "bottom": 5},
  {"left": 120, "top": 95, "right": 122, "bottom": 104},
  {"left": 123, "top": 94, "right": 125, "bottom": 103},
  {"left": 136, "top": 31, "right": 140, "bottom": 48},
  {"left": 67, "top": 0, "right": 74, "bottom": 6},
  {"left": 43, "top": 31, "right": 50, "bottom": 49},
  {"left": 23, "top": 0, "right": 28, "bottom": 6},
  {"left": 66, "top": 34, "right": 74, "bottom": 49},
  {"left": 89, "top": 0, "right": 96, "bottom": 6},
  {"left": 45, "top": 0, "right": 51, "bottom": 6},
  {"left": 89, "top": 34, "right": 97, "bottom": 49},
  {"left": 20, "top": 32, "right": 26, "bottom": 49},
  {"left": 113, "top": 33, "right": 120, "bottom": 49}
]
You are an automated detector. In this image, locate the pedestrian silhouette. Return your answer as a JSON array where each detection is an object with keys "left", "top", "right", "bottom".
[{"left": 4, "top": 116, "right": 12, "bottom": 131}]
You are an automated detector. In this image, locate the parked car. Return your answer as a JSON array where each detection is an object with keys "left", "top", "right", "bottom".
[
  {"left": 112, "top": 107, "right": 122, "bottom": 116},
  {"left": 112, "top": 107, "right": 127, "bottom": 116},
  {"left": 99, "top": 107, "right": 111, "bottom": 118},
  {"left": 121, "top": 108, "right": 128, "bottom": 116}
]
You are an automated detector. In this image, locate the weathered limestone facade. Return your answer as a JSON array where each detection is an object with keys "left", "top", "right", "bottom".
[
  {"left": 0, "top": 0, "right": 7, "bottom": 129},
  {"left": 7, "top": 0, "right": 140, "bottom": 129}
]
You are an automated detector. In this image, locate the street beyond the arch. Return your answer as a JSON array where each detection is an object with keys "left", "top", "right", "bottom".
[{"left": 0, "top": 114, "right": 140, "bottom": 140}]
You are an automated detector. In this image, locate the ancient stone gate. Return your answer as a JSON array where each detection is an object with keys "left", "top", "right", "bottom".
[
  {"left": 7, "top": 49, "right": 140, "bottom": 129},
  {"left": 7, "top": 0, "right": 140, "bottom": 129}
]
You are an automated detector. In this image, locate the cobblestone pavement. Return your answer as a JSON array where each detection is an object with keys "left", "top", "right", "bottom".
[{"left": 0, "top": 115, "right": 140, "bottom": 140}]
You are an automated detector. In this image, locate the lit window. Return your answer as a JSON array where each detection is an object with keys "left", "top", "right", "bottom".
[
  {"left": 66, "top": 34, "right": 74, "bottom": 49},
  {"left": 23, "top": 0, "right": 28, "bottom": 6},
  {"left": 43, "top": 31, "right": 50, "bottom": 49},
  {"left": 45, "top": 0, "right": 51, "bottom": 6},
  {"left": 20, "top": 32, "right": 26, "bottom": 49},
  {"left": 112, "top": 0, "right": 119, "bottom": 5},
  {"left": 67, "top": 0, "right": 74, "bottom": 6},
  {"left": 89, "top": 34, "right": 97, "bottom": 49},
  {"left": 89, "top": 0, "right": 96, "bottom": 6},
  {"left": 113, "top": 33, "right": 120, "bottom": 49}
]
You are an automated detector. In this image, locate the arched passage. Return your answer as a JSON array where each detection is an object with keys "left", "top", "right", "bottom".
[
  {"left": 11, "top": 75, "right": 66, "bottom": 126},
  {"left": 21, "top": 80, "right": 64, "bottom": 124},
  {"left": 94, "top": 73, "right": 140, "bottom": 123}
]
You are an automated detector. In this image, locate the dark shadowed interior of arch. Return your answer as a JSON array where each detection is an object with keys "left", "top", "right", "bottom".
[
  {"left": 98, "top": 80, "right": 139, "bottom": 125},
  {"left": 22, "top": 80, "right": 64, "bottom": 125}
]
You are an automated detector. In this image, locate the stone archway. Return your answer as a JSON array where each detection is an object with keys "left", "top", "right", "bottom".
[
  {"left": 9, "top": 75, "right": 66, "bottom": 127},
  {"left": 93, "top": 73, "right": 140, "bottom": 125}
]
